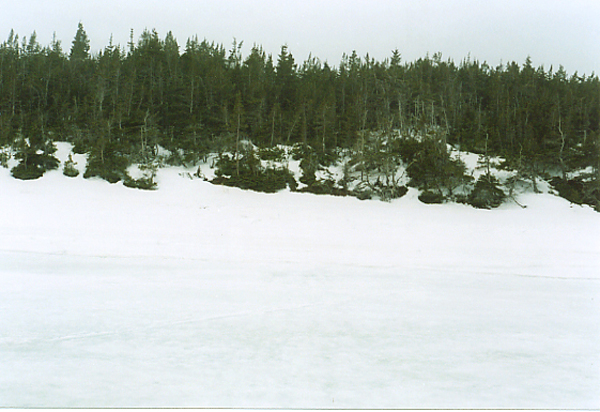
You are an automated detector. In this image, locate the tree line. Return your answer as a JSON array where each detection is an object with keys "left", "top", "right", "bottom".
[{"left": 0, "top": 24, "right": 598, "bottom": 205}]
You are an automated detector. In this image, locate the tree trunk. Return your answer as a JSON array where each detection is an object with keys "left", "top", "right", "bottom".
[
  {"left": 558, "top": 115, "right": 566, "bottom": 179},
  {"left": 189, "top": 77, "right": 195, "bottom": 114},
  {"left": 236, "top": 111, "right": 240, "bottom": 177}
]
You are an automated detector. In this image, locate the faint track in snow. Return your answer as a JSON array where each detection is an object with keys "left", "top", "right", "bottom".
[
  {"left": 411, "top": 264, "right": 600, "bottom": 281},
  {"left": 131, "top": 297, "right": 353, "bottom": 335},
  {"left": 2, "top": 247, "right": 598, "bottom": 281},
  {"left": 0, "top": 299, "right": 352, "bottom": 347}
]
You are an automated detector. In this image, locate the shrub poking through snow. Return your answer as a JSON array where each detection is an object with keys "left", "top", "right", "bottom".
[
  {"left": 123, "top": 176, "right": 157, "bottom": 190},
  {"left": 83, "top": 140, "right": 130, "bottom": 184},
  {"left": 84, "top": 152, "right": 129, "bottom": 183},
  {"left": 467, "top": 174, "right": 506, "bottom": 209},
  {"left": 11, "top": 162, "right": 45, "bottom": 180},
  {"left": 418, "top": 190, "right": 445, "bottom": 204},
  {"left": 0, "top": 149, "right": 10, "bottom": 168},
  {"left": 213, "top": 167, "right": 296, "bottom": 193},
  {"left": 11, "top": 152, "right": 60, "bottom": 180},
  {"left": 398, "top": 133, "right": 469, "bottom": 197},
  {"left": 123, "top": 163, "right": 158, "bottom": 190},
  {"left": 212, "top": 150, "right": 297, "bottom": 193},
  {"left": 10, "top": 135, "right": 60, "bottom": 180},
  {"left": 377, "top": 184, "right": 408, "bottom": 201},
  {"left": 258, "top": 147, "right": 286, "bottom": 162},
  {"left": 550, "top": 175, "right": 600, "bottom": 209},
  {"left": 299, "top": 179, "right": 348, "bottom": 197},
  {"left": 299, "top": 155, "right": 319, "bottom": 187},
  {"left": 63, "top": 155, "right": 80, "bottom": 178}
]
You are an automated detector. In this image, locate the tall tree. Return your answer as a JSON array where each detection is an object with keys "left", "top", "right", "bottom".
[{"left": 69, "top": 22, "right": 90, "bottom": 61}]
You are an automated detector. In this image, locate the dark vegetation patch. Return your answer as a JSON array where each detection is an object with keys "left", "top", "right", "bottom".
[
  {"left": 418, "top": 190, "right": 445, "bottom": 204},
  {"left": 62, "top": 155, "right": 80, "bottom": 177},
  {"left": 467, "top": 174, "right": 506, "bottom": 209},
  {"left": 551, "top": 176, "right": 600, "bottom": 210},
  {"left": 11, "top": 152, "right": 59, "bottom": 180},
  {"left": 211, "top": 152, "right": 297, "bottom": 193}
]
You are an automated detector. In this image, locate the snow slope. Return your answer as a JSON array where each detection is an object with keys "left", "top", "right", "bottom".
[{"left": 0, "top": 143, "right": 599, "bottom": 408}]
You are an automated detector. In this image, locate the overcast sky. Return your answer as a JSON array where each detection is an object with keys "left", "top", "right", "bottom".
[{"left": 2, "top": 0, "right": 599, "bottom": 75}]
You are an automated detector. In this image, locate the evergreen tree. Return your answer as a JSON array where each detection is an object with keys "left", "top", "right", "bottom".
[{"left": 69, "top": 23, "right": 90, "bottom": 61}]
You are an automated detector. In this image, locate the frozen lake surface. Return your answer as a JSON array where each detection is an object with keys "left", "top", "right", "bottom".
[
  {"left": 1, "top": 145, "right": 599, "bottom": 408},
  {"left": 1, "top": 252, "right": 599, "bottom": 408}
]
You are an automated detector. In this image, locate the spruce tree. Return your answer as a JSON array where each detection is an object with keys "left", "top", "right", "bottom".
[{"left": 69, "top": 22, "right": 90, "bottom": 61}]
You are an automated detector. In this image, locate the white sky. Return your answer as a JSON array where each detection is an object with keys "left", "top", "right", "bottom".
[{"left": 2, "top": 0, "right": 599, "bottom": 75}]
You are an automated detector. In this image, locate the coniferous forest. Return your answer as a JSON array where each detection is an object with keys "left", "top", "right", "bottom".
[{"left": 1, "top": 24, "right": 599, "bottom": 209}]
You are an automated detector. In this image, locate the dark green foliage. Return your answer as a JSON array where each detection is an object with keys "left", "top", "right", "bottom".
[
  {"left": 258, "top": 146, "right": 286, "bottom": 162},
  {"left": 352, "top": 188, "right": 373, "bottom": 200},
  {"left": 212, "top": 152, "right": 296, "bottom": 193},
  {"left": 551, "top": 177, "right": 585, "bottom": 204},
  {"left": 392, "top": 137, "right": 426, "bottom": 165},
  {"left": 299, "top": 178, "right": 348, "bottom": 196},
  {"left": 214, "top": 151, "right": 261, "bottom": 179},
  {"left": 373, "top": 182, "right": 408, "bottom": 201},
  {"left": 69, "top": 23, "right": 90, "bottom": 61},
  {"left": 11, "top": 161, "right": 44, "bottom": 180},
  {"left": 296, "top": 144, "right": 340, "bottom": 190},
  {"left": 259, "top": 167, "right": 297, "bottom": 193},
  {"left": 71, "top": 140, "right": 89, "bottom": 155},
  {"left": 299, "top": 156, "right": 317, "bottom": 186},
  {"left": 418, "top": 190, "right": 445, "bottom": 204},
  {"left": 290, "top": 143, "right": 309, "bottom": 161},
  {"left": 11, "top": 163, "right": 43, "bottom": 180},
  {"left": 123, "top": 175, "right": 157, "bottom": 190},
  {"left": 213, "top": 153, "right": 238, "bottom": 178},
  {"left": 565, "top": 134, "right": 600, "bottom": 171},
  {"left": 212, "top": 167, "right": 296, "bottom": 193},
  {"left": 401, "top": 136, "right": 469, "bottom": 194},
  {"left": 83, "top": 151, "right": 129, "bottom": 183},
  {"left": 0, "top": 151, "right": 9, "bottom": 168},
  {"left": 454, "top": 193, "right": 470, "bottom": 205},
  {"left": 83, "top": 167, "right": 122, "bottom": 184},
  {"left": 10, "top": 116, "right": 60, "bottom": 180},
  {"left": 550, "top": 176, "right": 600, "bottom": 209},
  {"left": 11, "top": 152, "right": 60, "bottom": 180},
  {"left": 290, "top": 143, "right": 337, "bottom": 165},
  {"left": 468, "top": 174, "right": 506, "bottom": 209}
]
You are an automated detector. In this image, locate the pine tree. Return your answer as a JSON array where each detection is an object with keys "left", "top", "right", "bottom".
[{"left": 69, "top": 22, "right": 90, "bottom": 61}]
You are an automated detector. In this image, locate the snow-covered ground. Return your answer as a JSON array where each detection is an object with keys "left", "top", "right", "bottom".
[{"left": 0, "top": 143, "right": 599, "bottom": 408}]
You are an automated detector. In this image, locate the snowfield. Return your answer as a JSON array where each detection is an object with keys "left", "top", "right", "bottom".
[{"left": 0, "top": 143, "right": 599, "bottom": 408}]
